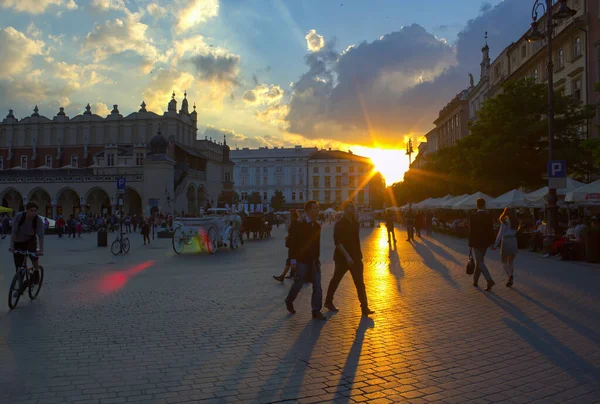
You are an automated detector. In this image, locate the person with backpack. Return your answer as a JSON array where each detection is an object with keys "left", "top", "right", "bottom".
[{"left": 9, "top": 202, "right": 44, "bottom": 276}]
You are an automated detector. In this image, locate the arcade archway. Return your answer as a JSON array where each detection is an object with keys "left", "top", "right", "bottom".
[
  {"left": 28, "top": 188, "right": 52, "bottom": 217},
  {"left": 56, "top": 188, "right": 80, "bottom": 218},
  {"left": 124, "top": 188, "right": 142, "bottom": 215},
  {"left": 1, "top": 188, "right": 23, "bottom": 214},
  {"left": 197, "top": 186, "right": 206, "bottom": 211},
  {"left": 86, "top": 187, "right": 111, "bottom": 215},
  {"left": 187, "top": 185, "right": 196, "bottom": 215}
]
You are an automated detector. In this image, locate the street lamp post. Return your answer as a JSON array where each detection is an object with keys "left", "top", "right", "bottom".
[
  {"left": 406, "top": 139, "right": 414, "bottom": 167},
  {"left": 526, "top": 0, "right": 576, "bottom": 239}
]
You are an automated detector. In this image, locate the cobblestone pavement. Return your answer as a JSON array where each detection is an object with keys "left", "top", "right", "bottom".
[{"left": 0, "top": 224, "right": 599, "bottom": 403}]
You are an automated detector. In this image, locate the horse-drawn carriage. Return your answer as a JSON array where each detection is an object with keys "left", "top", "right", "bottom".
[
  {"left": 171, "top": 211, "right": 241, "bottom": 254},
  {"left": 240, "top": 212, "right": 272, "bottom": 240}
]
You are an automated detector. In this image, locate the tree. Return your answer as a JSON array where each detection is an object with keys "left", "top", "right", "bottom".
[
  {"left": 392, "top": 77, "right": 594, "bottom": 204},
  {"left": 248, "top": 191, "right": 262, "bottom": 205},
  {"left": 270, "top": 190, "right": 286, "bottom": 210},
  {"left": 217, "top": 191, "right": 240, "bottom": 206}
]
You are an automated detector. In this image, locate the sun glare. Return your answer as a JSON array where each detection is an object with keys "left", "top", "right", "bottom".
[{"left": 352, "top": 146, "right": 410, "bottom": 186}]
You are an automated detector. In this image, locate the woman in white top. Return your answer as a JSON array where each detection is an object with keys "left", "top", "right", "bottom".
[{"left": 494, "top": 207, "right": 519, "bottom": 287}]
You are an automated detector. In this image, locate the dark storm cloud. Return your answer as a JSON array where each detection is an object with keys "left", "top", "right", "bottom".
[{"left": 188, "top": 52, "right": 240, "bottom": 85}]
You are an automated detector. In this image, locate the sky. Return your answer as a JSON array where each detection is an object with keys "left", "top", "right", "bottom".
[{"left": 0, "top": 0, "right": 534, "bottom": 184}]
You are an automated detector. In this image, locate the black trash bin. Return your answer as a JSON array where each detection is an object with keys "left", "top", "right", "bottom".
[{"left": 97, "top": 228, "right": 108, "bottom": 247}]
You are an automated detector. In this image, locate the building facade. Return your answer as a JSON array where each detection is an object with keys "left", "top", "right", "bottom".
[
  {"left": 0, "top": 94, "right": 234, "bottom": 217},
  {"left": 230, "top": 146, "right": 316, "bottom": 209},
  {"left": 433, "top": 88, "right": 471, "bottom": 149},
  {"left": 411, "top": 140, "right": 429, "bottom": 170},
  {"left": 587, "top": 0, "right": 600, "bottom": 139},
  {"left": 231, "top": 146, "right": 385, "bottom": 210},
  {"left": 308, "top": 149, "right": 385, "bottom": 209}
]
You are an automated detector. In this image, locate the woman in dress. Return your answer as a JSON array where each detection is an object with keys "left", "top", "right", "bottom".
[
  {"left": 494, "top": 207, "right": 519, "bottom": 287},
  {"left": 273, "top": 209, "right": 300, "bottom": 282}
]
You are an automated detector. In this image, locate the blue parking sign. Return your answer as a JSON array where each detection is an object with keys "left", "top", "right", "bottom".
[
  {"left": 117, "top": 177, "right": 126, "bottom": 194},
  {"left": 548, "top": 160, "right": 566, "bottom": 178}
]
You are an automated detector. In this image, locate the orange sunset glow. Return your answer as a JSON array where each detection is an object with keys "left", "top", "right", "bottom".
[{"left": 352, "top": 146, "right": 414, "bottom": 186}]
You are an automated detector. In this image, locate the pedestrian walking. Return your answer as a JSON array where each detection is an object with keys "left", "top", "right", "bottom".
[
  {"left": 142, "top": 218, "right": 151, "bottom": 245},
  {"left": 325, "top": 201, "right": 374, "bottom": 317},
  {"left": 405, "top": 207, "right": 415, "bottom": 242},
  {"left": 468, "top": 198, "right": 496, "bottom": 291},
  {"left": 426, "top": 211, "right": 433, "bottom": 236},
  {"left": 385, "top": 209, "right": 396, "bottom": 243},
  {"left": 415, "top": 211, "right": 423, "bottom": 238},
  {"left": 284, "top": 200, "right": 326, "bottom": 320},
  {"left": 494, "top": 208, "right": 518, "bottom": 287},
  {"left": 273, "top": 210, "right": 299, "bottom": 282}
]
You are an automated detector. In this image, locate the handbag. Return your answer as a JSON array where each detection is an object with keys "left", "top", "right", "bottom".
[{"left": 466, "top": 248, "right": 475, "bottom": 275}]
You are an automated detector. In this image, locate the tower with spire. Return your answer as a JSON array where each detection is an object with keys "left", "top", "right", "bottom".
[
  {"left": 179, "top": 90, "right": 189, "bottom": 115},
  {"left": 480, "top": 31, "right": 490, "bottom": 80}
]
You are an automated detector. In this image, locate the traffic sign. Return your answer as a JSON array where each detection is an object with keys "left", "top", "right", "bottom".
[
  {"left": 548, "top": 160, "right": 566, "bottom": 178},
  {"left": 548, "top": 160, "right": 566, "bottom": 189},
  {"left": 116, "top": 177, "right": 126, "bottom": 194}
]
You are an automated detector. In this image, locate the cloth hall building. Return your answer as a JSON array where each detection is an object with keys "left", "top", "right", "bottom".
[{"left": 0, "top": 94, "right": 234, "bottom": 218}]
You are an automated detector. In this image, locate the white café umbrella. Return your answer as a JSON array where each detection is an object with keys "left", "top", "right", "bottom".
[
  {"left": 412, "top": 198, "right": 433, "bottom": 210},
  {"left": 565, "top": 179, "right": 600, "bottom": 204},
  {"left": 452, "top": 192, "right": 492, "bottom": 210},
  {"left": 428, "top": 194, "right": 454, "bottom": 209},
  {"left": 487, "top": 189, "right": 528, "bottom": 209},
  {"left": 525, "top": 178, "right": 586, "bottom": 207},
  {"left": 440, "top": 194, "right": 470, "bottom": 209}
]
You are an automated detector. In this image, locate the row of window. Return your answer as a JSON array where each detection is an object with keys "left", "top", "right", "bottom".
[
  {"left": 312, "top": 190, "right": 365, "bottom": 204},
  {"left": 0, "top": 155, "right": 79, "bottom": 170},
  {"left": 240, "top": 191, "right": 305, "bottom": 202},
  {"left": 238, "top": 165, "right": 366, "bottom": 175},
  {"left": 0, "top": 152, "right": 147, "bottom": 170},
  {"left": 312, "top": 175, "right": 366, "bottom": 188},
  {"left": 238, "top": 158, "right": 300, "bottom": 163},
  {"left": 313, "top": 165, "right": 364, "bottom": 174},
  {"left": 239, "top": 176, "right": 305, "bottom": 186}
]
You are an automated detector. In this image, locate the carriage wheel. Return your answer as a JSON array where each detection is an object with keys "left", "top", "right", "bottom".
[
  {"left": 172, "top": 226, "right": 185, "bottom": 254},
  {"left": 230, "top": 230, "right": 239, "bottom": 249},
  {"left": 207, "top": 226, "right": 218, "bottom": 254}
]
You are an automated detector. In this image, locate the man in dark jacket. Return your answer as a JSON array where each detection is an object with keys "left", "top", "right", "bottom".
[
  {"left": 285, "top": 200, "right": 326, "bottom": 320},
  {"left": 468, "top": 198, "right": 496, "bottom": 291},
  {"left": 325, "top": 200, "right": 374, "bottom": 317}
]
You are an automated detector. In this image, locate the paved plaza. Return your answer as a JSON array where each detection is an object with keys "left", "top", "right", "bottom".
[{"left": 0, "top": 224, "right": 599, "bottom": 403}]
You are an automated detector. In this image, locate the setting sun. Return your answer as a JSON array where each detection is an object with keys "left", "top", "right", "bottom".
[{"left": 352, "top": 146, "right": 411, "bottom": 186}]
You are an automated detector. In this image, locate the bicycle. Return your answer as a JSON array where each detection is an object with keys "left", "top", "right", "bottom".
[
  {"left": 111, "top": 234, "right": 130, "bottom": 255},
  {"left": 8, "top": 250, "right": 44, "bottom": 310}
]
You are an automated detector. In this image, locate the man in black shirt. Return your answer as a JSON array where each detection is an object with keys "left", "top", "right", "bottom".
[
  {"left": 325, "top": 201, "right": 374, "bottom": 317},
  {"left": 285, "top": 200, "right": 326, "bottom": 320},
  {"left": 468, "top": 198, "right": 496, "bottom": 291}
]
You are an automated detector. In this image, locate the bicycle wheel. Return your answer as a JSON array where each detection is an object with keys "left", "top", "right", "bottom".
[
  {"left": 111, "top": 239, "right": 122, "bottom": 255},
  {"left": 28, "top": 265, "right": 44, "bottom": 300},
  {"left": 8, "top": 271, "right": 23, "bottom": 309},
  {"left": 123, "top": 238, "right": 130, "bottom": 254}
]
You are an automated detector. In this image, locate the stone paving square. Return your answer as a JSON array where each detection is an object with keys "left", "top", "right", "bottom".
[{"left": 0, "top": 224, "right": 599, "bottom": 403}]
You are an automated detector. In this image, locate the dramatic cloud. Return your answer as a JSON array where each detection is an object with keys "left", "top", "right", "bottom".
[
  {"left": 92, "top": 102, "right": 111, "bottom": 117},
  {"left": 141, "top": 68, "right": 195, "bottom": 113},
  {"left": 175, "top": 0, "right": 219, "bottom": 33},
  {"left": 89, "top": 0, "right": 127, "bottom": 12},
  {"left": 242, "top": 84, "right": 284, "bottom": 106},
  {"left": 0, "top": 27, "right": 45, "bottom": 79},
  {"left": 147, "top": 2, "right": 167, "bottom": 20},
  {"left": 189, "top": 52, "right": 240, "bottom": 85},
  {"left": 51, "top": 61, "right": 113, "bottom": 91},
  {"left": 0, "top": 0, "right": 76, "bottom": 14},
  {"left": 81, "top": 13, "right": 161, "bottom": 73},
  {"left": 282, "top": 0, "right": 533, "bottom": 147},
  {"left": 202, "top": 125, "right": 283, "bottom": 149},
  {"left": 305, "top": 29, "right": 325, "bottom": 52}
]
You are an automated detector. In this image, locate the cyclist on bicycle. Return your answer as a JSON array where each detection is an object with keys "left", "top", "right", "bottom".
[{"left": 9, "top": 201, "right": 44, "bottom": 275}]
